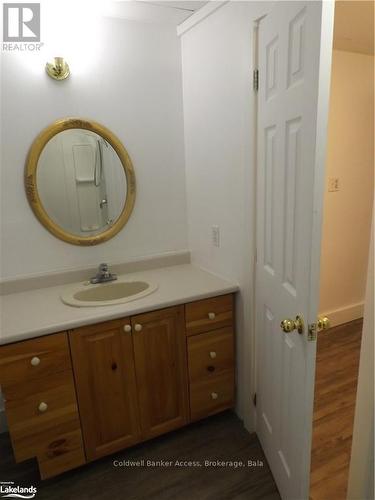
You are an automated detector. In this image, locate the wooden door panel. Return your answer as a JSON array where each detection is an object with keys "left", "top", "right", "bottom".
[
  {"left": 132, "top": 306, "right": 188, "bottom": 439},
  {"left": 69, "top": 319, "right": 140, "bottom": 460}
]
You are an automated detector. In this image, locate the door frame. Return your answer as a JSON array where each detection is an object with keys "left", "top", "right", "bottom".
[
  {"left": 347, "top": 217, "right": 374, "bottom": 498},
  {"left": 252, "top": 1, "right": 335, "bottom": 495}
]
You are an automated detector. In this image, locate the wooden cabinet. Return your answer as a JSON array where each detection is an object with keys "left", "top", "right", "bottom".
[
  {"left": 0, "top": 293, "right": 235, "bottom": 479},
  {"left": 0, "top": 332, "right": 72, "bottom": 386},
  {"left": 187, "top": 327, "right": 234, "bottom": 382},
  {"left": 69, "top": 318, "right": 140, "bottom": 461},
  {"left": 69, "top": 306, "right": 188, "bottom": 456},
  {"left": 132, "top": 306, "right": 188, "bottom": 439},
  {"left": 0, "top": 333, "right": 85, "bottom": 479},
  {"left": 185, "top": 295, "right": 235, "bottom": 421},
  {"left": 189, "top": 372, "right": 235, "bottom": 421},
  {"left": 185, "top": 294, "right": 233, "bottom": 336}
]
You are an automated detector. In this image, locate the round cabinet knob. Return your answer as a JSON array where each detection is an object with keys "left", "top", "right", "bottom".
[
  {"left": 123, "top": 324, "right": 132, "bottom": 333},
  {"left": 209, "top": 351, "right": 217, "bottom": 359},
  {"left": 38, "top": 402, "right": 48, "bottom": 413},
  {"left": 211, "top": 392, "right": 218, "bottom": 400},
  {"left": 208, "top": 312, "right": 216, "bottom": 320},
  {"left": 134, "top": 324, "right": 142, "bottom": 332},
  {"left": 30, "top": 357, "right": 40, "bottom": 366}
]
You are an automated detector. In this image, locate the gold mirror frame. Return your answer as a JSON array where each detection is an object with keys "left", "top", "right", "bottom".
[{"left": 25, "top": 118, "right": 136, "bottom": 246}]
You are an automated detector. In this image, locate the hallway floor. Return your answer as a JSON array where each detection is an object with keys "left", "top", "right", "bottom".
[
  {"left": 310, "top": 319, "right": 363, "bottom": 500},
  {"left": 0, "top": 410, "right": 280, "bottom": 500}
]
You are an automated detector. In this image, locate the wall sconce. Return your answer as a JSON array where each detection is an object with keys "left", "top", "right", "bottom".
[{"left": 45, "top": 57, "right": 70, "bottom": 81}]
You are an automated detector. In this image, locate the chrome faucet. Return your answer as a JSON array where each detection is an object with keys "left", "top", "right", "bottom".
[{"left": 90, "top": 263, "right": 117, "bottom": 284}]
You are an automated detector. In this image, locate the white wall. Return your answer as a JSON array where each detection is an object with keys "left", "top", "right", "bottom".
[
  {"left": 0, "top": 16, "right": 188, "bottom": 280},
  {"left": 319, "top": 50, "right": 374, "bottom": 325},
  {"left": 181, "top": 1, "right": 270, "bottom": 430}
]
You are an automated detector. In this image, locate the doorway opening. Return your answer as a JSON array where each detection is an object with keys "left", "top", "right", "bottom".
[{"left": 309, "top": 2, "right": 374, "bottom": 499}]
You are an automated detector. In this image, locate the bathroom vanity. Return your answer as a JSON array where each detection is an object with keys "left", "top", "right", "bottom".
[
  {"left": 0, "top": 265, "right": 237, "bottom": 480},
  {"left": 0, "top": 116, "right": 239, "bottom": 481}
]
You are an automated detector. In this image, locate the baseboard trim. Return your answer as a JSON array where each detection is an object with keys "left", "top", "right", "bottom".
[
  {"left": 320, "top": 302, "right": 364, "bottom": 328},
  {"left": 0, "top": 409, "right": 7, "bottom": 434}
]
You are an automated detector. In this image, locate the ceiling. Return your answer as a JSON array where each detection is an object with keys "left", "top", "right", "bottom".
[
  {"left": 105, "top": 0, "right": 374, "bottom": 52},
  {"left": 334, "top": 0, "right": 374, "bottom": 55},
  {"left": 104, "top": 1, "right": 208, "bottom": 25},
  {"left": 146, "top": 1, "right": 208, "bottom": 11}
]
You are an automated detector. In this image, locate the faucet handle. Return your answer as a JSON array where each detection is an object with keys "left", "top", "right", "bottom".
[
  {"left": 90, "top": 263, "right": 116, "bottom": 284},
  {"left": 99, "top": 263, "right": 109, "bottom": 273}
]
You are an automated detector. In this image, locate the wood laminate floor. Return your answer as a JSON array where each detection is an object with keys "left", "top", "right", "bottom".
[
  {"left": 310, "top": 319, "right": 363, "bottom": 500},
  {"left": 0, "top": 411, "right": 280, "bottom": 500}
]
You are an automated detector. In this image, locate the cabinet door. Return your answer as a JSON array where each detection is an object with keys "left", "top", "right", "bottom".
[
  {"left": 132, "top": 305, "right": 188, "bottom": 439},
  {"left": 69, "top": 319, "right": 140, "bottom": 461}
]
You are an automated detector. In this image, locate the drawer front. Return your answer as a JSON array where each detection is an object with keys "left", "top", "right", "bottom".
[
  {"left": 4, "top": 370, "right": 79, "bottom": 429},
  {"left": 185, "top": 294, "right": 233, "bottom": 336},
  {"left": 190, "top": 372, "right": 235, "bottom": 421},
  {"left": 188, "top": 327, "right": 234, "bottom": 383},
  {"left": 37, "top": 428, "right": 86, "bottom": 479},
  {"left": 0, "top": 332, "right": 71, "bottom": 386},
  {"left": 4, "top": 370, "right": 83, "bottom": 463}
]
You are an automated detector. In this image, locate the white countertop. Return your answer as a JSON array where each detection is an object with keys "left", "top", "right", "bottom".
[{"left": 0, "top": 264, "right": 238, "bottom": 345}]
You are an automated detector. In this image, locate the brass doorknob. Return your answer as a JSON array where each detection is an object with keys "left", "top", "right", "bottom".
[
  {"left": 317, "top": 316, "right": 330, "bottom": 331},
  {"left": 280, "top": 315, "right": 304, "bottom": 334},
  {"left": 280, "top": 319, "right": 295, "bottom": 333}
]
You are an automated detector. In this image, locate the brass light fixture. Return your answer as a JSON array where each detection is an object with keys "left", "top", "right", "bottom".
[{"left": 45, "top": 57, "right": 70, "bottom": 81}]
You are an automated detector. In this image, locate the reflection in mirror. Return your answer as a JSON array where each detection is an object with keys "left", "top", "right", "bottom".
[{"left": 37, "top": 129, "right": 127, "bottom": 237}]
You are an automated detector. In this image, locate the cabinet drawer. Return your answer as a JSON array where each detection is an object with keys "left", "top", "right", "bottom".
[
  {"left": 185, "top": 294, "right": 233, "bottom": 336},
  {"left": 4, "top": 370, "right": 83, "bottom": 464},
  {"left": 37, "top": 429, "right": 85, "bottom": 479},
  {"left": 188, "top": 327, "right": 234, "bottom": 382},
  {"left": 190, "top": 372, "right": 235, "bottom": 421},
  {"left": 0, "top": 333, "right": 71, "bottom": 386}
]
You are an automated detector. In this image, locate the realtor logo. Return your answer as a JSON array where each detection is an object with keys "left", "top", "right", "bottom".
[
  {"left": 3, "top": 3, "right": 40, "bottom": 42},
  {"left": 0, "top": 481, "right": 37, "bottom": 499}
]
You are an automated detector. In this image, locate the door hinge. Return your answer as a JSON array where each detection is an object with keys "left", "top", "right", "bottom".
[
  {"left": 253, "top": 393, "right": 257, "bottom": 406},
  {"left": 253, "top": 69, "right": 259, "bottom": 92}
]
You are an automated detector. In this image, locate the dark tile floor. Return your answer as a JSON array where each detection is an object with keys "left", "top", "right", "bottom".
[{"left": 0, "top": 411, "right": 280, "bottom": 500}]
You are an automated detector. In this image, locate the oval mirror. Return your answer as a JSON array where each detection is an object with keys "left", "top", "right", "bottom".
[{"left": 25, "top": 118, "right": 136, "bottom": 245}]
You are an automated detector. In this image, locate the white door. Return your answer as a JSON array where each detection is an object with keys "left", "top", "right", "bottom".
[{"left": 256, "top": 2, "right": 334, "bottom": 499}]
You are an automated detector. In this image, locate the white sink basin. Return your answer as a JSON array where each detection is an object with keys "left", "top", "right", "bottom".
[{"left": 61, "top": 280, "right": 158, "bottom": 307}]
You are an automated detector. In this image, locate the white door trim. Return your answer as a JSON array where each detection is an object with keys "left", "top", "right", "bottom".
[
  {"left": 299, "top": 3, "right": 335, "bottom": 493},
  {"left": 347, "top": 217, "right": 374, "bottom": 499}
]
